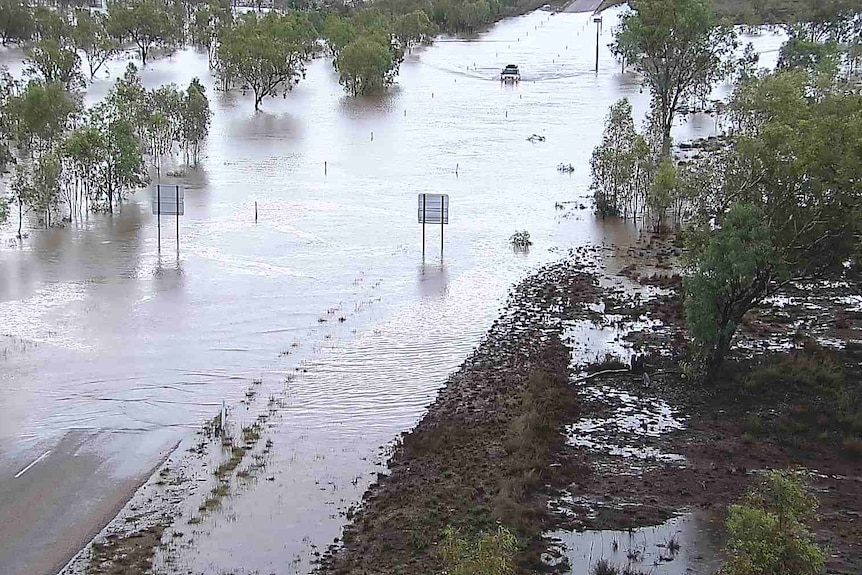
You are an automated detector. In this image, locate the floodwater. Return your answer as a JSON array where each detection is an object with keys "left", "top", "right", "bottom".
[
  {"left": 0, "top": 8, "right": 787, "bottom": 575},
  {"left": 546, "top": 512, "right": 723, "bottom": 575}
]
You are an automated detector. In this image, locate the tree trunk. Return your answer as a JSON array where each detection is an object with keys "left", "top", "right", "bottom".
[{"left": 17, "top": 200, "right": 23, "bottom": 238}]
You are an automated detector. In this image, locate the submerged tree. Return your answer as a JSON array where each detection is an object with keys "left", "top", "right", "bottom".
[
  {"left": 24, "top": 39, "right": 85, "bottom": 90},
  {"left": 590, "top": 98, "right": 652, "bottom": 220},
  {"left": 336, "top": 35, "right": 397, "bottom": 96},
  {"left": 181, "top": 78, "right": 210, "bottom": 165},
  {"left": 107, "top": 0, "right": 181, "bottom": 66},
  {"left": 6, "top": 80, "right": 81, "bottom": 156},
  {"left": 0, "top": 0, "right": 34, "bottom": 45},
  {"left": 611, "top": 0, "right": 736, "bottom": 154},
  {"left": 71, "top": 9, "right": 120, "bottom": 80},
  {"left": 216, "top": 11, "right": 317, "bottom": 110}
]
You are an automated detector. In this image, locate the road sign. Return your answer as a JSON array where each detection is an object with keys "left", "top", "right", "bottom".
[
  {"left": 152, "top": 184, "right": 184, "bottom": 252},
  {"left": 152, "top": 185, "right": 184, "bottom": 216},
  {"left": 418, "top": 193, "right": 448, "bottom": 255},
  {"left": 418, "top": 193, "right": 448, "bottom": 224}
]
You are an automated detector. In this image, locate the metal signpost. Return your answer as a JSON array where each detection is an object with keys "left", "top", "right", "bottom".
[
  {"left": 417, "top": 193, "right": 449, "bottom": 255},
  {"left": 593, "top": 16, "right": 602, "bottom": 72},
  {"left": 152, "top": 184, "right": 185, "bottom": 252}
]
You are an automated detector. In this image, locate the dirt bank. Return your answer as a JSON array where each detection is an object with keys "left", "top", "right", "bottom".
[
  {"left": 322, "top": 234, "right": 862, "bottom": 575},
  {"left": 321, "top": 252, "right": 607, "bottom": 573}
]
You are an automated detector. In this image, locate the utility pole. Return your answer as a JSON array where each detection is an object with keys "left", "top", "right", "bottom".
[{"left": 593, "top": 16, "right": 602, "bottom": 73}]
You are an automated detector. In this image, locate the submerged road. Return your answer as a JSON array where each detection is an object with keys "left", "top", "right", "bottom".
[
  {"left": 0, "top": 432, "right": 173, "bottom": 575},
  {"left": 564, "top": 0, "right": 606, "bottom": 13}
]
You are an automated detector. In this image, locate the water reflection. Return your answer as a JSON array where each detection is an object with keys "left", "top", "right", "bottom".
[{"left": 417, "top": 260, "right": 449, "bottom": 298}]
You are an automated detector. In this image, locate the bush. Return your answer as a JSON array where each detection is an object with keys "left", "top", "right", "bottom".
[
  {"left": 722, "top": 470, "right": 825, "bottom": 575},
  {"left": 510, "top": 230, "right": 532, "bottom": 250},
  {"left": 592, "top": 558, "right": 619, "bottom": 575},
  {"left": 744, "top": 350, "right": 844, "bottom": 398},
  {"left": 440, "top": 525, "right": 518, "bottom": 575}
]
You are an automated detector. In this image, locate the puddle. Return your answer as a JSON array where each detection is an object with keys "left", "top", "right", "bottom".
[
  {"left": 544, "top": 512, "right": 723, "bottom": 575},
  {"left": 565, "top": 384, "right": 686, "bottom": 465}
]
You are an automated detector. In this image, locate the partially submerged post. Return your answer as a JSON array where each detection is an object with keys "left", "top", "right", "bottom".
[
  {"left": 593, "top": 16, "right": 603, "bottom": 72},
  {"left": 152, "top": 184, "right": 185, "bottom": 253}
]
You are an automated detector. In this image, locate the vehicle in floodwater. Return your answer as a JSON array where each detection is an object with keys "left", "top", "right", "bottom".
[{"left": 500, "top": 64, "right": 520, "bottom": 83}]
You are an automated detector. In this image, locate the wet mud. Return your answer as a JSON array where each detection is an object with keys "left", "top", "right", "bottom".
[{"left": 320, "top": 233, "right": 862, "bottom": 575}]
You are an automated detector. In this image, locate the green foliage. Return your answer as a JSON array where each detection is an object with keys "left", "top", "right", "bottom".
[
  {"left": 182, "top": 78, "right": 210, "bottom": 165},
  {"left": 71, "top": 9, "right": 120, "bottom": 79},
  {"left": 336, "top": 35, "right": 397, "bottom": 96},
  {"left": 778, "top": 33, "right": 841, "bottom": 75},
  {"left": 24, "top": 39, "right": 84, "bottom": 90},
  {"left": 9, "top": 152, "right": 61, "bottom": 232},
  {"left": 33, "top": 6, "right": 70, "bottom": 43},
  {"left": 440, "top": 525, "right": 518, "bottom": 575},
  {"left": 744, "top": 350, "right": 844, "bottom": 397},
  {"left": 6, "top": 80, "right": 81, "bottom": 155},
  {"left": 216, "top": 11, "right": 317, "bottom": 110},
  {"left": 683, "top": 68, "right": 862, "bottom": 376},
  {"left": 648, "top": 158, "right": 676, "bottom": 232},
  {"left": 394, "top": 9, "right": 437, "bottom": 50},
  {"left": 323, "top": 13, "right": 357, "bottom": 55},
  {"left": 107, "top": 0, "right": 182, "bottom": 65},
  {"left": 0, "top": 0, "right": 34, "bottom": 45},
  {"left": 723, "top": 470, "right": 825, "bottom": 575},
  {"left": 0, "top": 65, "right": 17, "bottom": 171},
  {"left": 612, "top": 0, "right": 737, "bottom": 152},
  {"left": 684, "top": 203, "right": 775, "bottom": 374},
  {"left": 590, "top": 98, "right": 653, "bottom": 220}
]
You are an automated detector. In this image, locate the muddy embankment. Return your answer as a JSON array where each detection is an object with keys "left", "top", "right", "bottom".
[{"left": 323, "top": 234, "right": 862, "bottom": 575}]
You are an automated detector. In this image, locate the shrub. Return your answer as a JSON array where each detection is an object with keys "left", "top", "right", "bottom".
[
  {"left": 722, "top": 470, "right": 825, "bottom": 575},
  {"left": 440, "top": 525, "right": 518, "bottom": 575},
  {"left": 592, "top": 558, "right": 620, "bottom": 575},
  {"left": 510, "top": 230, "right": 532, "bottom": 250}
]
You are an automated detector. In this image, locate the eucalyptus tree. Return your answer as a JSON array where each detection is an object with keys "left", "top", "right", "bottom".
[
  {"left": 24, "top": 39, "right": 85, "bottom": 90},
  {"left": 684, "top": 70, "right": 862, "bottom": 377},
  {"left": 216, "top": 11, "right": 318, "bottom": 111},
  {"left": 107, "top": 0, "right": 182, "bottom": 66},
  {"left": 71, "top": 9, "right": 120, "bottom": 80},
  {"left": 182, "top": 78, "right": 210, "bottom": 165},
  {"left": 0, "top": 0, "right": 34, "bottom": 45},
  {"left": 6, "top": 80, "right": 81, "bottom": 157},
  {"left": 611, "top": 0, "right": 736, "bottom": 154}
]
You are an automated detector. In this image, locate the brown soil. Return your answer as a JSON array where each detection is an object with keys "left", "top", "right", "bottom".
[
  {"left": 322, "top": 235, "right": 862, "bottom": 575},
  {"left": 321, "top": 255, "right": 606, "bottom": 574},
  {"left": 87, "top": 524, "right": 168, "bottom": 575}
]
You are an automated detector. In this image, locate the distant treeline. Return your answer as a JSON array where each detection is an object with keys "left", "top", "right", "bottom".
[{"left": 598, "top": 0, "right": 861, "bottom": 25}]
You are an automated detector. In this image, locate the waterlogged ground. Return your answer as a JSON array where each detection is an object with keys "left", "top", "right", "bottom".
[{"left": 0, "top": 9, "right": 788, "bottom": 575}]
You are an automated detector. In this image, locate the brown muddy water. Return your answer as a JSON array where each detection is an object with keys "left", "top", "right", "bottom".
[{"left": 0, "top": 9, "right": 786, "bottom": 575}]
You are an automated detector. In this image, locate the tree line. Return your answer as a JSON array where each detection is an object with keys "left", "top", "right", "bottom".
[
  {"left": 589, "top": 0, "right": 861, "bottom": 379},
  {"left": 0, "top": 0, "right": 532, "bottom": 106},
  {"left": 0, "top": 59, "right": 211, "bottom": 234}
]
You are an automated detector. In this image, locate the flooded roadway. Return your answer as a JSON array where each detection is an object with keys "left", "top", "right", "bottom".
[{"left": 0, "top": 9, "right": 786, "bottom": 574}]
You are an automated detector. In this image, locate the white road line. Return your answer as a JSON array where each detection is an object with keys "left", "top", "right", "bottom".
[{"left": 14, "top": 450, "right": 51, "bottom": 478}]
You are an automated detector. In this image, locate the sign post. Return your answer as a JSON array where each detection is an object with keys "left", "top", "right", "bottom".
[
  {"left": 417, "top": 193, "right": 449, "bottom": 256},
  {"left": 152, "top": 184, "right": 185, "bottom": 252},
  {"left": 593, "top": 16, "right": 602, "bottom": 72}
]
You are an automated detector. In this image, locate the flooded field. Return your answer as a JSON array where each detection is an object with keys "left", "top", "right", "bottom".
[{"left": 0, "top": 8, "right": 787, "bottom": 575}]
